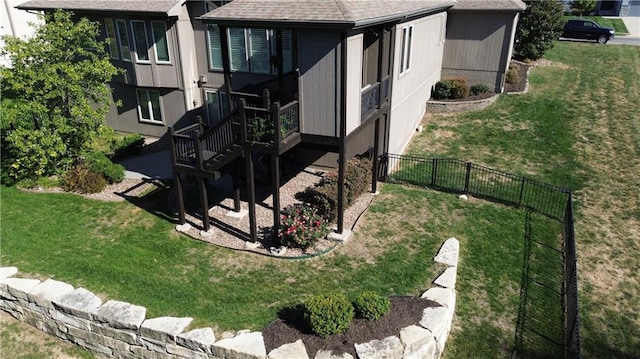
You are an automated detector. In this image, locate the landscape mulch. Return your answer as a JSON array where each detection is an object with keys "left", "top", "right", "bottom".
[{"left": 263, "top": 296, "right": 441, "bottom": 357}]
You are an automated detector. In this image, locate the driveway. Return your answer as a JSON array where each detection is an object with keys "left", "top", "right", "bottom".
[{"left": 609, "top": 16, "right": 640, "bottom": 45}]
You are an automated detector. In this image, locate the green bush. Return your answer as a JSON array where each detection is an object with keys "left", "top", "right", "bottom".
[
  {"left": 506, "top": 65, "right": 520, "bottom": 84},
  {"left": 300, "top": 157, "right": 371, "bottom": 221},
  {"left": 111, "top": 134, "right": 145, "bottom": 159},
  {"left": 433, "top": 81, "right": 452, "bottom": 100},
  {"left": 278, "top": 204, "right": 329, "bottom": 249},
  {"left": 304, "top": 293, "right": 354, "bottom": 338},
  {"left": 345, "top": 157, "right": 372, "bottom": 203},
  {"left": 470, "top": 83, "right": 490, "bottom": 95},
  {"left": 62, "top": 164, "right": 107, "bottom": 194},
  {"left": 305, "top": 186, "right": 340, "bottom": 222},
  {"left": 84, "top": 152, "right": 125, "bottom": 184},
  {"left": 353, "top": 291, "right": 391, "bottom": 321},
  {"left": 447, "top": 77, "right": 470, "bottom": 99}
]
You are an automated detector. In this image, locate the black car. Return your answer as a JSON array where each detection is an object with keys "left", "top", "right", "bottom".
[{"left": 561, "top": 19, "right": 615, "bottom": 44}]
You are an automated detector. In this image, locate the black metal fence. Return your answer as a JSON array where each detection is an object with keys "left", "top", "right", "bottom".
[{"left": 381, "top": 153, "right": 581, "bottom": 358}]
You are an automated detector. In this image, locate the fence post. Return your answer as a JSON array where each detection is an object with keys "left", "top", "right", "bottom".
[
  {"left": 431, "top": 159, "right": 437, "bottom": 187},
  {"left": 464, "top": 162, "right": 471, "bottom": 193},
  {"left": 519, "top": 177, "right": 526, "bottom": 207}
]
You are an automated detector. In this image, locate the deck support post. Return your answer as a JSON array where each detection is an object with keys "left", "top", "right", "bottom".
[
  {"left": 271, "top": 155, "right": 281, "bottom": 237},
  {"left": 245, "top": 150, "right": 257, "bottom": 242},
  {"left": 199, "top": 178, "right": 210, "bottom": 232},
  {"left": 372, "top": 116, "right": 380, "bottom": 193},
  {"left": 336, "top": 31, "right": 348, "bottom": 235},
  {"left": 232, "top": 175, "right": 241, "bottom": 212},
  {"left": 239, "top": 99, "right": 258, "bottom": 242},
  {"left": 174, "top": 173, "right": 186, "bottom": 225}
]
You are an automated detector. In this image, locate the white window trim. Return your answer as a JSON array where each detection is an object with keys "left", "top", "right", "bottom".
[
  {"left": 137, "top": 89, "right": 164, "bottom": 124},
  {"left": 207, "top": 25, "right": 223, "bottom": 71},
  {"left": 131, "top": 20, "right": 150, "bottom": 64},
  {"left": 115, "top": 19, "right": 132, "bottom": 62},
  {"left": 399, "top": 24, "right": 413, "bottom": 76},
  {"left": 151, "top": 21, "right": 171, "bottom": 64}
]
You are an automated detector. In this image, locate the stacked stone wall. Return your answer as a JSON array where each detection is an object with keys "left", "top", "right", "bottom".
[{"left": 0, "top": 237, "right": 460, "bottom": 359}]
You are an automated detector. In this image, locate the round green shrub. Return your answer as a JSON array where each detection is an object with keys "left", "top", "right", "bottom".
[
  {"left": 84, "top": 152, "right": 125, "bottom": 184},
  {"left": 304, "top": 293, "right": 355, "bottom": 338},
  {"left": 110, "top": 133, "right": 145, "bottom": 159},
  {"left": 353, "top": 291, "right": 391, "bottom": 320},
  {"left": 470, "top": 83, "right": 490, "bottom": 95},
  {"left": 63, "top": 164, "right": 107, "bottom": 194},
  {"left": 433, "top": 81, "right": 451, "bottom": 100}
]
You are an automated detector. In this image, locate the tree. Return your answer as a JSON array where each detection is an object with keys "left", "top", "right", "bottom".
[
  {"left": 571, "top": 0, "right": 597, "bottom": 16},
  {"left": 0, "top": 10, "right": 121, "bottom": 181},
  {"left": 513, "top": 0, "right": 565, "bottom": 61}
]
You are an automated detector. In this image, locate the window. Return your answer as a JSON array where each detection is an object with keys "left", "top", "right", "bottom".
[
  {"left": 136, "top": 89, "right": 163, "bottom": 123},
  {"left": 399, "top": 25, "right": 413, "bottom": 75},
  {"left": 116, "top": 19, "right": 131, "bottom": 61},
  {"left": 151, "top": 21, "right": 170, "bottom": 63},
  {"left": 228, "top": 28, "right": 249, "bottom": 71},
  {"left": 104, "top": 19, "right": 119, "bottom": 59},
  {"left": 207, "top": 25, "right": 223, "bottom": 70},
  {"left": 131, "top": 21, "right": 149, "bottom": 62},
  {"left": 220, "top": 28, "right": 292, "bottom": 74}
]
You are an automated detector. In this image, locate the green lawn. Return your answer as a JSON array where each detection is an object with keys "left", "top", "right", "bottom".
[
  {"left": 409, "top": 42, "right": 640, "bottom": 357},
  {"left": 1, "top": 41, "right": 639, "bottom": 358}
]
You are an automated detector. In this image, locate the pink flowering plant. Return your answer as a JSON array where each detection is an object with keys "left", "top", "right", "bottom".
[{"left": 278, "top": 204, "right": 329, "bottom": 250}]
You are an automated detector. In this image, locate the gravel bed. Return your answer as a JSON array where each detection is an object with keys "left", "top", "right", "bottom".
[{"left": 178, "top": 168, "right": 376, "bottom": 257}]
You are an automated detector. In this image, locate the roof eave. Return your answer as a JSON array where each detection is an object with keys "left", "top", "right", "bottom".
[{"left": 16, "top": 5, "right": 177, "bottom": 17}]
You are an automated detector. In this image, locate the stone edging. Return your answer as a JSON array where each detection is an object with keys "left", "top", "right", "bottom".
[
  {"left": 0, "top": 237, "right": 460, "bottom": 359},
  {"left": 426, "top": 95, "right": 499, "bottom": 114}
]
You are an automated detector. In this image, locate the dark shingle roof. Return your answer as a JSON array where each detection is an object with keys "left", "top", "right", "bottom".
[
  {"left": 200, "top": 0, "right": 455, "bottom": 28},
  {"left": 451, "top": 0, "right": 526, "bottom": 11},
  {"left": 17, "top": 0, "right": 184, "bottom": 16}
]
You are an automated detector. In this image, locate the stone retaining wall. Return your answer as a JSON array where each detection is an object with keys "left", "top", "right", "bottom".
[
  {"left": 0, "top": 238, "right": 460, "bottom": 359},
  {"left": 426, "top": 94, "right": 499, "bottom": 113}
]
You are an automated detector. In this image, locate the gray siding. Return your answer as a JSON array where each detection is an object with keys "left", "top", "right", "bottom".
[
  {"left": 89, "top": 14, "right": 183, "bottom": 89},
  {"left": 298, "top": 30, "right": 341, "bottom": 137},
  {"left": 106, "top": 83, "right": 187, "bottom": 137},
  {"left": 442, "top": 12, "right": 515, "bottom": 92}
]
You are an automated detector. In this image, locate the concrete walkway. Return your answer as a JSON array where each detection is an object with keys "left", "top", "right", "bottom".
[{"left": 121, "top": 151, "right": 172, "bottom": 180}]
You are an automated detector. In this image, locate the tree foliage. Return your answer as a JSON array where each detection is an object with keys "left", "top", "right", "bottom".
[
  {"left": 571, "top": 0, "right": 597, "bottom": 15},
  {"left": 513, "top": 0, "right": 565, "bottom": 61},
  {"left": 0, "top": 10, "right": 121, "bottom": 181}
]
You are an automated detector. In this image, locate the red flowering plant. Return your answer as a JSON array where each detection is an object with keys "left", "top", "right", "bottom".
[{"left": 278, "top": 204, "right": 329, "bottom": 250}]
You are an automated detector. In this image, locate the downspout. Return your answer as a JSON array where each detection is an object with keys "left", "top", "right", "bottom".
[
  {"left": 219, "top": 25, "right": 233, "bottom": 112},
  {"left": 336, "top": 30, "right": 348, "bottom": 234}
]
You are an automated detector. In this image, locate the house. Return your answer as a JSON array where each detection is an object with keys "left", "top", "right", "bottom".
[
  {"left": 595, "top": 0, "right": 640, "bottom": 16},
  {"left": 15, "top": 0, "right": 524, "bottom": 243},
  {"left": 442, "top": 0, "right": 526, "bottom": 93}
]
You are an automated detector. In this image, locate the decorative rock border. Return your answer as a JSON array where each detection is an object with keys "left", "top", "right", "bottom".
[
  {"left": 426, "top": 94, "right": 499, "bottom": 113},
  {"left": 0, "top": 238, "right": 460, "bottom": 359}
]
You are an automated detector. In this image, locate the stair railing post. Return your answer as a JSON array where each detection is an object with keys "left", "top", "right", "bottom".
[
  {"left": 239, "top": 99, "right": 248, "bottom": 144},
  {"left": 263, "top": 88, "right": 271, "bottom": 109},
  {"left": 273, "top": 102, "right": 281, "bottom": 145}
]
